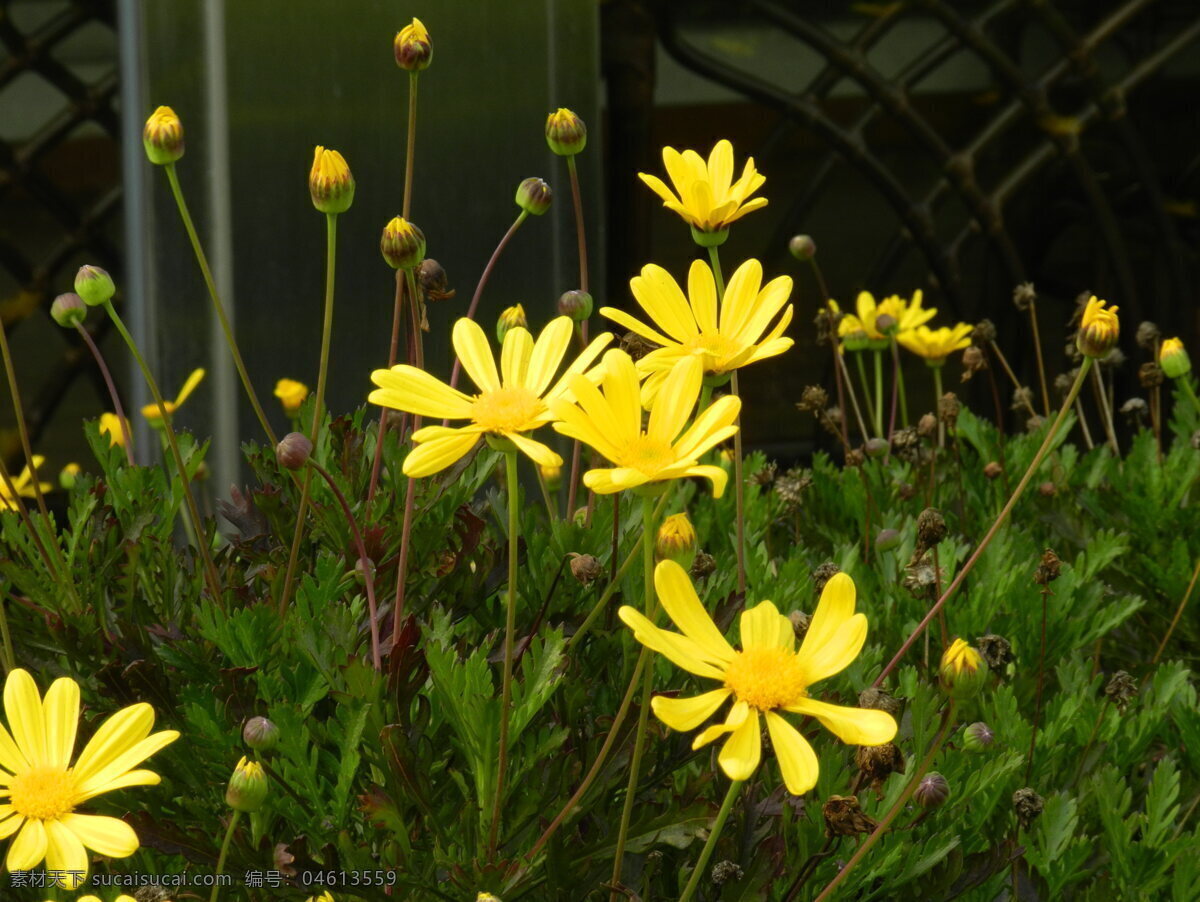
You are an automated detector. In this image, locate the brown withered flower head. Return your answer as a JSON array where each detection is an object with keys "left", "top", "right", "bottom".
[
  {"left": 1136, "top": 321, "right": 1161, "bottom": 351},
  {"left": 961, "top": 345, "right": 986, "bottom": 382},
  {"left": 823, "top": 795, "right": 878, "bottom": 837},
  {"left": 977, "top": 633, "right": 1014, "bottom": 676},
  {"left": 1013, "top": 787, "right": 1045, "bottom": 829},
  {"left": 812, "top": 561, "right": 841, "bottom": 597},
  {"left": 1138, "top": 362, "right": 1164, "bottom": 389},
  {"left": 1012, "top": 282, "right": 1037, "bottom": 311},
  {"left": 1104, "top": 670, "right": 1138, "bottom": 713},
  {"left": 1034, "top": 549, "right": 1061, "bottom": 585},
  {"left": 972, "top": 319, "right": 997, "bottom": 344},
  {"left": 855, "top": 742, "right": 906, "bottom": 794}
]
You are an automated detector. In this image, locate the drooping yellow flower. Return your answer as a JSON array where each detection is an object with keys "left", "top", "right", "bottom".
[
  {"left": 141, "top": 368, "right": 205, "bottom": 423},
  {"left": 309, "top": 146, "right": 354, "bottom": 214},
  {"left": 600, "top": 259, "right": 792, "bottom": 402},
  {"left": 0, "top": 456, "right": 50, "bottom": 511},
  {"left": 550, "top": 351, "right": 739, "bottom": 496},
  {"left": 0, "top": 669, "right": 178, "bottom": 886},
  {"left": 1076, "top": 296, "right": 1119, "bottom": 359},
  {"left": 142, "top": 106, "right": 183, "bottom": 165},
  {"left": 898, "top": 323, "right": 974, "bottom": 364},
  {"left": 638, "top": 140, "right": 767, "bottom": 236},
  {"left": 618, "top": 562, "right": 896, "bottom": 794},
  {"left": 98, "top": 413, "right": 129, "bottom": 448},
  {"left": 274, "top": 378, "right": 309, "bottom": 416},
  {"left": 837, "top": 290, "right": 936, "bottom": 348},
  {"left": 369, "top": 316, "right": 612, "bottom": 477},
  {"left": 1160, "top": 337, "right": 1191, "bottom": 379}
]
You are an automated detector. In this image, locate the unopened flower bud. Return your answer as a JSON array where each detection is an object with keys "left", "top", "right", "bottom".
[
  {"left": 864, "top": 437, "right": 889, "bottom": 458},
  {"left": 1038, "top": 480, "right": 1056, "bottom": 497},
  {"left": 875, "top": 528, "right": 901, "bottom": 552},
  {"left": 557, "top": 289, "right": 593, "bottom": 322},
  {"left": 875, "top": 313, "right": 898, "bottom": 335},
  {"left": 914, "top": 772, "right": 950, "bottom": 809},
  {"left": 51, "top": 292, "right": 87, "bottom": 327},
  {"left": 309, "top": 146, "right": 355, "bottom": 214},
  {"left": 515, "top": 177, "right": 552, "bottom": 216},
  {"left": 58, "top": 462, "right": 82, "bottom": 490},
  {"left": 545, "top": 108, "right": 587, "bottom": 156},
  {"left": 939, "top": 638, "right": 988, "bottom": 700},
  {"left": 355, "top": 557, "right": 376, "bottom": 585},
  {"left": 496, "top": 305, "right": 527, "bottom": 343},
  {"left": 74, "top": 266, "right": 115, "bottom": 307},
  {"left": 226, "top": 756, "right": 268, "bottom": 812},
  {"left": 983, "top": 461, "right": 1003, "bottom": 480},
  {"left": 394, "top": 18, "right": 432, "bottom": 71},
  {"left": 276, "top": 432, "right": 312, "bottom": 470},
  {"left": 656, "top": 513, "right": 697, "bottom": 569},
  {"left": 788, "top": 234, "right": 816, "bottom": 260},
  {"left": 243, "top": 716, "right": 280, "bottom": 752},
  {"left": 143, "top": 105, "right": 184, "bottom": 165},
  {"left": 539, "top": 463, "right": 562, "bottom": 491},
  {"left": 569, "top": 553, "right": 602, "bottom": 585},
  {"left": 1076, "top": 296, "right": 1119, "bottom": 358},
  {"left": 1159, "top": 337, "right": 1191, "bottom": 380},
  {"left": 380, "top": 216, "right": 426, "bottom": 270},
  {"left": 477, "top": 894, "right": 502, "bottom": 902},
  {"left": 963, "top": 721, "right": 995, "bottom": 753},
  {"left": 916, "top": 508, "right": 947, "bottom": 550}
]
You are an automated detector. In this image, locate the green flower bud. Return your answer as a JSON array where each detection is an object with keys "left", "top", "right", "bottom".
[
  {"left": 515, "top": 177, "right": 552, "bottom": 216},
  {"left": 545, "top": 108, "right": 586, "bottom": 156},
  {"left": 914, "top": 772, "right": 950, "bottom": 809},
  {"left": 51, "top": 293, "right": 87, "bottom": 327},
  {"left": 74, "top": 266, "right": 115, "bottom": 307},
  {"left": 1159, "top": 338, "right": 1191, "bottom": 380},
  {"left": 874, "top": 528, "right": 901, "bottom": 552},
  {"left": 788, "top": 234, "right": 817, "bottom": 260},
  {"left": 380, "top": 217, "right": 426, "bottom": 270},
  {"left": 143, "top": 106, "right": 184, "bottom": 165},
  {"left": 276, "top": 432, "right": 313, "bottom": 470},
  {"left": 309, "top": 146, "right": 355, "bottom": 215},
  {"left": 243, "top": 716, "right": 280, "bottom": 752},
  {"left": 225, "top": 756, "right": 268, "bottom": 812},
  {"left": 557, "top": 289, "right": 593, "bottom": 322},
  {"left": 962, "top": 721, "right": 994, "bottom": 753},
  {"left": 58, "top": 462, "right": 82, "bottom": 490},
  {"left": 939, "top": 638, "right": 989, "bottom": 701},
  {"left": 496, "top": 305, "right": 527, "bottom": 343},
  {"left": 656, "top": 513, "right": 697, "bottom": 570}
]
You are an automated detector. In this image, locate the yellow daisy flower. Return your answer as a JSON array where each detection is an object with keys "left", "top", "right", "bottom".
[
  {"left": 638, "top": 139, "right": 767, "bottom": 235},
  {"left": 898, "top": 323, "right": 974, "bottom": 364},
  {"left": 618, "top": 562, "right": 896, "bottom": 794},
  {"left": 98, "top": 413, "right": 129, "bottom": 449},
  {"left": 0, "top": 457, "right": 51, "bottom": 511},
  {"left": 600, "top": 259, "right": 793, "bottom": 402},
  {"left": 67, "top": 895, "right": 140, "bottom": 902},
  {"left": 140, "top": 368, "right": 205, "bottom": 423},
  {"left": 837, "top": 290, "right": 936, "bottom": 348},
  {"left": 369, "top": 316, "right": 612, "bottom": 478},
  {"left": 550, "top": 351, "right": 739, "bottom": 496},
  {"left": 1076, "top": 296, "right": 1119, "bottom": 358},
  {"left": 0, "top": 669, "right": 178, "bottom": 886},
  {"left": 273, "top": 378, "right": 309, "bottom": 415},
  {"left": 306, "top": 893, "right": 334, "bottom": 902}
]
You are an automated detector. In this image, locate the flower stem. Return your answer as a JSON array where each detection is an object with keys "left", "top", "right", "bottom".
[
  {"left": 0, "top": 316, "right": 57, "bottom": 533},
  {"left": 988, "top": 339, "right": 1038, "bottom": 418},
  {"left": 855, "top": 352, "right": 876, "bottom": 435},
  {"left": 566, "top": 154, "right": 590, "bottom": 298},
  {"left": 874, "top": 359, "right": 1094, "bottom": 687},
  {"left": 1181, "top": 377, "right": 1200, "bottom": 417},
  {"left": 837, "top": 348, "right": 870, "bottom": 444},
  {"left": 1092, "top": 364, "right": 1119, "bottom": 454},
  {"left": 896, "top": 342, "right": 910, "bottom": 427},
  {"left": 0, "top": 586, "right": 15, "bottom": 673},
  {"left": 812, "top": 703, "right": 956, "bottom": 901},
  {"left": 209, "top": 809, "right": 240, "bottom": 902},
  {"left": 731, "top": 369, "right": 747, "bottom": 596},
  {"left": 447, "top": 210, "right": 529, "bottom": 397},
  {"left": 102, "top": 300, "right": 222, "bottom": 602},
  {"left": 489, "top": 449, "right": 522, "bottom": 858},
  {"left": 933, "top": 364, "right": 945, "bottom": 449},
  {"left": 307, "top": 459, "right": 382, "bottom": 670},
  {"left": 403, "top": 71, "right": 418, "bottom": 219},
  {"left": 1026, "top": 586, "right": 1050, "bottom": 782},
  {"left": 279, "top": 212, "right": 339, "bottom": 616},
  {"left": 367, "top": 271, "right": 406, "bottom": 502},
  {"left": 610, "top": 493, "right": 660, "bottom": 897},
  {"left": 873, "top": 348, "right": 884, "bottom": 438},
  {"left": 1028, "top": 300, "right": 1051, "bottom": 417},
  {"left": 74, "top": 325, "right": 134, "bottom": 464},
  {"left": 678, "top": 779, "right": 743, "bottom": 902},
  {"left": 1151, "top": 555, "right": 1200, "bottom": 666},
  {"left": 164, "top": 163, "right": 277, "bottom": 447}
]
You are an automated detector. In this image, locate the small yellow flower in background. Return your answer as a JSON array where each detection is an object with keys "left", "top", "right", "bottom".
[
  {"left": 1076, "top": 296, "right": 1119, "bottom": 359},
  {"left": 142, "top": 105, "right": 183, "bottom": 165},
  {"left": 0, "top": 456, "right": 51, "bottom": 511},
  {"left": 496, "top": 304, "right": 528, "bottom": 343},
  {"left": 551, "top": 352, "right": 740, "bottom": 496},
  {"left": 305, "top": 893, "right": 334, "bottom": 902},
  {"left": 899, "top": 323, "right": 974, "bottom": 365},
  {"left": 98, "top": 413, "right": 129, "bottom": 448},
  {"left": 0, "top": 668, "right": 178, "bottom": 885},
  {"left": 539, "top": 462, "right": 562, "bottom": 490},
  {"left": 656, "top": 512, "right": 697, "bottom": 569},
  {"left": 58, "top": 463, "right": 82, "bottom": 490},
  {"left": 1159, "top": 337, "right": 1191, "bottom": 379},
  {"left": 369, "top": 316, "right": 612, "bottom": 477},
  {"left": 938, "top": 638, "right": 989, "bottom": 700},
  {"left": 837, "top": 290, "right": 936, "bottom": 349},
  {"left": 70, "top": 895, "right": 140, "bottom": 902},
  {"left": 639, "top": 139, "right": 767, "bottom": 239},
  {"left": 394, "top": 17, "right": 432, "bottom": 71},
  {"left": 309, "top": 146, "right": 355, "bottom": 214},
  {"left": 600, "top": 259, "right": 793, "bottom": 403},
  {"left": 545, "top": 108, "right": 587, "bottom": 156},
  {"left": 618, "top": 562, "right": 896, "bottom": 794},
  {"left": 477, "top": 893, "right": 503, "bottom": 902},
  {"left": 274, "top": 378, "right": 309, "bottom": 416},
  {"left": 141, "top": 368, "right": 205, "bottom": 424}
]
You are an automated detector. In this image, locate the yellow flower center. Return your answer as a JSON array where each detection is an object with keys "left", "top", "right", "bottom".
[
  {"left": 8, "top": 766, "right": 78, "bottom": 821},
  {"left": 617, "top": 436, "right": 677, "bottom": 475},
  {"left": 724, "top": 646, "right": 808, "bottom": 711},
  {"left": 472, "top": 387, "right": 543, "bottom": 433},
  {"left": 683, "top": 333, "right": 740, "bottom": 370}
]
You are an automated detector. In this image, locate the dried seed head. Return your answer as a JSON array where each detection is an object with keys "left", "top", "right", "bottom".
[
  {"left": 569, "top": 553, "right": 602, "bottom": 585},
  {"left": 845, "top": 448, "right": 865, "bottom": 468},
  {"left": 798, "top": 385, "right": 829, "bottom": 413},
  {"left": 812, "top": 561, "right": 841, "bottom": 597},
  {"left": 787, "top": 610, "right": 811, "bottom": 641},
  {"left": 977, "top": 633, "right": 1014, "bottom": 675},
  {"left": 1034, "top": 549, "right": 1061, "bottom": 585},
  {"left": 938, "top": 392, "right": 959, "bottom": 427},
  {"left": 619, "top": 330, "right": 654, "bottom": 361},
  {"left": 1055, "top": 371, "right": 1076, "bottom": 399},
  {"left": 774, "top": 468, "right": 812, "bottom": 511},
  {"left": 1135, "top": 320, "right": 1161, "bottom": 350},
  {"left": 690, "top": 551, "right": 716, "bottom": 581},
  {"left": 1138, "top": 362, "right": 1164, "bottom": 389},
  {"left": 418, "top": 259, "right": 455, "bottom": 301},
  {"left": 897, "top": 482, "right": 917, "bottom": 501},
  {"left": 711, "top": 860, "right": 744, "bottom": 886},
  {"left": 891, "top": 426, "right": 921, "bottom": 462},
  {"left": 1104, "top": 670, "right": 1138, "bottom": 713},
  {"left": 916, "top": 508, "right": 947, "bottom": 551},
  {"left": 1012, "top": 282, "right": 1037, "bottom": 311},
  {"left": 1026, "top": 414, "right": 1046, "bottom": 432},
  {"left": 855, "top": 741, "right": 905, "bottom": 791},
  {"left": 914, "top": 772, "right": 950, "bottom": 809},
  {"left": 858, "top": 687, "right": 903, "bottom": 718},
  {"left": 903, "top": 553, "right": 938, "bottom": 600},
  {"left": 814, "top": 303, "right": 840, "bottom": 344},
  {"left": 1013, "top": 787, "right": 1045, "bottom": 829},
  {"left": 917, "top": 414, "right": 937, "bottom": 438},
  {"left": 1099, "top": 346, "right": 1126, "bottom": 369},
  {"left": 960, "top": 345, "right": 985, "bottom": 382},
  {"left": 751, "top": 461, "right": 778, "bottom": 487},
  {"left": 823, "top": 795, "right": 877, "bottom": 837},
  {"left": 972, "top": 319, "right": 997, "bottom": 344},
  {"left": 1011, "top": 386, "right": 1034, "bottom": 413},
  {"left": 1120, "top": 397, "right": 1148, "bottom": 424},
  {"left": 983, "top": 461, "right": 1003, "bottom": 480}
]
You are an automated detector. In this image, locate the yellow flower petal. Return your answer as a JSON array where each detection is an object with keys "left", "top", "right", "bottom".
[
  {"left": 44, "top": 819, "right": 88, "bottom": 888},
  {"left": 172, "top": 368, "right": 206, "bottom": 407},
  {"left": 523, "top": 317, "right": 573, "bottom": 397},
  {"left": 0, "top": 811, "right": 23, "bottom": 840},
  {"left": 802, "top": 572, "right": 856, "bottom": 654},
  {"left": 654, "top": 560, "right": 735, "bottom": 664},
  {"left": 59, "top": 812, "right": 139, "bottom": 858},
  {"left": 718, "top": 707, "right": 762, "bottom": 781},
  {"left": 707, "top": 139, "right": 734, "bottom": 199},
  {"left": 765, "top": 711, "right": 819, "bottom": 795},
  {"left": 452, "top": 318, "right": 501, "bottom": 393},
  {"left": 0, "top": 721, "right": 29, "bottom": 775},
  {"left": 369, "top": 366, "right": 475, "bottom": 420},
  {"left": 638, "top": 172, "right": 682, "bottom": 207},
  {"left": 739, "top": 600, "right": 793, "bottom": 652},
  {"left": 673, "top": 396, "right": 741, "bottom": 461},
  {"left": 617, "top": 606, "right": 726, "bottom": 679},
  {"left": 74, "top": 769, "right": 161, "bottom": 803},
  {"left": 551, "top": 400, "right": 622, "bottom": 463},
  {"left": 717, "top": 259, "right": 763, "bottom": 337},
  {"left": 798, "top": 614, "right": 868, "bottom": 686},
  {"left": 651, "top": 689, "right": 731, "bottom": 732},
  {"left": 733, "top": 275, "right": 792, "bottom": 346},
  {"left": 679, "top": 465, "right": 729, "bottom": 498},
  {"left": 42, "top": 678, "right": 79, "bottom": 771},
  {"left": 686, "top": 260, "right": 718, "bottom": 333},
  {"left": 73, "top": 728, "right": 177, "bottom": 799},
  {"left": 500, "top": 327, "right": 534, "bottom": 390},
  {"left": 631, "top": 264, "right": 698, "bottom": 343},
  {"left": 6, "top": 817, "right": 47, "bottom": 871},
  {"left": 505, "top": 433, "right": 562, "bottom": 469},
  {"left": 402, "top": 431, "right": 482, "bottom": 478},
  {"left": 70, "top": 703, "right": 154, "bottom": 783},
  {"left": 693, "top": 699, "right": 750, "bottom": 748},
  {"left": 5, "top": 669, "right": 47, "bottom": 767},
  {"left": 647, "top": 357, "right": 702, "bottom": 443},
  {"left": 543, "top": 331, "right": 613, "bottom": 405},
  {"left": 786, "top": 697, "right": 897, "bottom": 746},
  {"left": 598, "top": 306, "right": 673, "bottom": 350}
]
